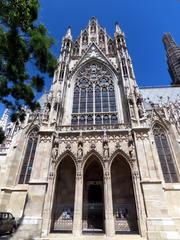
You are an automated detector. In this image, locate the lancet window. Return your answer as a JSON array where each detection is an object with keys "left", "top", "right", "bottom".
[
  {"left": 153, "top": 124, "right": 178, "bottom": 183},
  {"left": 19, "top": 128, "right": 39, "bottom": 184},
  {"left": 72, "top": 63, "right": 118, "bottom": 125}
]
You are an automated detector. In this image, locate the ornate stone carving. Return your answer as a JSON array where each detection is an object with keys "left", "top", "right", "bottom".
[
  {"left": 51, "top": 136, "right": 59, "bottom": 163},
  {"left": 43, "top": 103, "right": 51, "bottom": 122},
  {"left": 48, "top": 171, "right": 54, "bottom": 180},
  {"left": 39, "top": 133, "right": 52, "bottom": 143},
  {"left": 77, "top": 142, "right": 83, "bottom": 159},
  {"left": 103, "top": 142, "right": 109, "bottom": 159},
  {"left": 65, "top": 143, "right": 71, "bottom": 150},
  {"left": 128, "top": 94, "right": 135, "bottom": 118},
  {"left": 135, "top": 131, "right": 149, "bottom": 140},
  {"left": 128, "top": 131, "right": 136, "bottom": 160},
  {"left": 104, "top": 170, "right": 111, "bottom": 180},
  {"left": 137, "top": 102, "right": 144, "bottom": 119},
  {"left": 90, "top": 141, "right": 96, "bottom": 149},
  {"left": 103, "top": 132, "right": 109, "bottom": 159},
  {"left": 115, "top": 142, "right": 121, "bottom": 149},
  {"left": 76, "top": 171, "right": 82, "bottom": 180}
]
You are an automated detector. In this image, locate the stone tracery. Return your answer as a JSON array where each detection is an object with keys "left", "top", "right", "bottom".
[{"left": 72, "top": 62, "right": 118, "bottom": 125}]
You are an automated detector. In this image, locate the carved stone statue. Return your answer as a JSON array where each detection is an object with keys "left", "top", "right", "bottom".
[
  {"left": 43, "top": 103, "right": 50, "bottom": 122},
  {"left": 77, "top": 142, "right": 83, "bottom": 159},
  {"left": 52, "top": 146, "right": 58, "bottom": 163},
  {"left": 137, "top": 103, "right": 144, "bottom": 118},
  {"left": 48, "top": 90, "right": 53, "bottom": 103},
  {"left": 103, "top": 142, "right": 109, "bottom": 159},
  {"left": 51, "top": 136, "right": 59, "bottom": 163},
  {"left": 128, "top": 95, "right": 135, "bottom": 118},
  {"left": 129, "top": 144, "right": 136, "bottom": 159},
  {"left": 128, "top": 131, "right": 135, "bottom": 159}
]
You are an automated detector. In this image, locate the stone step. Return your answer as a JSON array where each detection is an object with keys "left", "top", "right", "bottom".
[{"left": 36, "top": 234, "right": 146, "bottom": 240}]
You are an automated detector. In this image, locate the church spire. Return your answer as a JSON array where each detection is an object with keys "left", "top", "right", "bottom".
[
  {"left": 115, "top": 22, "right": 122, "bottom": 35},
  {"left": 163, "top": 33, "right": 180, "bottom": 86},
  {"left": 65, "top": 26, "right": 72, "bottom": 41}
]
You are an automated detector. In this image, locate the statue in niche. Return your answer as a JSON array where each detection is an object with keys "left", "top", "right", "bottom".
[
  {"left": 48, "top": 90, "right": 53, "bottom": 103},
  {"left": 77, "top": 142, "right": 83, "bottom": 159},
  {"left": 57, "top": 90, "right": 61, "bottom": 103},
  {"left": 43, "top": 103, "right": 51, "bottom": 122},
  {"left": 52, "top": 146, "right": 58, "bottom": 163},
  {"left": 51, "top": 136, "right": 59, "bottom": 163},
  {"left": 128, "top": 131, "right": 135, "bottom": 159},
  {"left": 128, "top": 95, "right": 135, "bottom": 118},
  {"left": 137, "top": 103, "right": 144, "bottom": 118},
  {"left": 103, "top": 141, "right": 109, "bottom": 159}
]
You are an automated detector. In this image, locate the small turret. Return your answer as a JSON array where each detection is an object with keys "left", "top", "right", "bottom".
[
  {"left": 115, "top": 22, "right": 122, "bottom": 35},
  {"left": 65, "top": 26, "right": 72, "bottom": 41},
  {"left": 114, "top": 22, "right": 126, "bottom": 49},
  {"left": 61, "top": 26, "right": 73, "bottom": 53}
]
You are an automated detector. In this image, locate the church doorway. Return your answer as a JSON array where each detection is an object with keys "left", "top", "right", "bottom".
[
  {"left": 51, "top": 157, "right": 76, "bottom": 233},
  {"left": 83, "top": 156, "right": 104, "bottom": 233},
  {"left": 111, "top": 156, "right": 138, "bottom": 234}
]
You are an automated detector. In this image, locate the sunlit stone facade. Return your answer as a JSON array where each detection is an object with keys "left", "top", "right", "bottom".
[{"left": 0, "top": 18, "right": 180, "bottom": 240}]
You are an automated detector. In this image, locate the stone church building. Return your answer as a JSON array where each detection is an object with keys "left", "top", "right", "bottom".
[{"left": 0, "top": 18, "right": 180, "bottom": 240}]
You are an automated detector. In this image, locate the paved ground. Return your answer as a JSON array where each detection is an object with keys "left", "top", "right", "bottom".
[{"left": 0, "top": 234, "right": 13, "bottom": 239}]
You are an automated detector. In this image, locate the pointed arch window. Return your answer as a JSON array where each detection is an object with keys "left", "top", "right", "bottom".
[
  {"left": 153, "top": 124, "right": 178, "bottom": 183},
  {"left": 71, "top": 63, "right": 118, "bottom": 125},
  {"left": 19, "top": 128, "right": 39, "bottom": 184}
]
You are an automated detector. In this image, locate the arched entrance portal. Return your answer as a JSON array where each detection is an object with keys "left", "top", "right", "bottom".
[
  {"left": 83, "top": 156, "right": 104, "bottom": 233},
  {"left": 51, "top": 157, "right": 76, "bottom": 232},
  {"left": 111, "top": 156, "right": 138, "bottom": 234}
]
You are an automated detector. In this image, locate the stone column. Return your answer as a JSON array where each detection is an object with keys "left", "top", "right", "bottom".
[
  {"left": 73, "top": 168, "right": 83, "bottom": 236},
  {"left": 104, "top": 168, "right": 115, "bottom": 237},
  {"left": 41, "top": 172, "right": 55, "bottom": 237},
  {"left": 132, "top": 163, "right": 147, "bottom": 237}
]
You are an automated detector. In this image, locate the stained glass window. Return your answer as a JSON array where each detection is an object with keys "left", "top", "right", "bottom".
[
  {"left": 19, "top": 128, "right": 39, "bottom": 184},
  {"left": 153, "top": 124, "right": 178, "bottom": 183},
  {"left": 71, "top": 63, "right": 118, "bottom": 125}
]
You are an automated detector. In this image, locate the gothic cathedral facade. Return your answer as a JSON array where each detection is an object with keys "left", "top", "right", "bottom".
[{"left": 0, "top": 18, "right": 180, "bottom": 240}]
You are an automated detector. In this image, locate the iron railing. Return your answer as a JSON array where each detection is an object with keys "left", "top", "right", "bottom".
[{"left": 51, "top": 205, "right": 74, "bottom": 232}]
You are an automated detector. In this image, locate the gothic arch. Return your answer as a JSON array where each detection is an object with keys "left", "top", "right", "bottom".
[
  {"left": 111, "top": 150, "right": 139, "bottom": 233},
  {"left": 70, "top": 42, "right": 118, "bottom": 78},
  {"left": 51, "top": 151, "right": 76, "bottom": 232},
  {"left": 151, "top": 120, "right": 169, "bottom": 132},
  {"left": 82, "top": 149, "right": 104, "bottom": 170},
  {"left": 18, "top": 126, "right": 39, "bottom": 184},
  {"left": 74, "top": 57, "right": 118, "bottom": 78},
  {"left": 25, "top": 124, "right": 40, "bottom": 137},
  {"left": 152, "top": 122, "right": 179, "bottom": 183},
  {"left": 109, "top": 149, "right": 133, "bottom": 171},
  {"left": 55, "top": 150, "right": 77, "bottom": 172}
]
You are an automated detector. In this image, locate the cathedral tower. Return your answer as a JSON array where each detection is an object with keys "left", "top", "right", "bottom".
[{"left": 163, "top": 33, "right": 180, "bottom": 86}]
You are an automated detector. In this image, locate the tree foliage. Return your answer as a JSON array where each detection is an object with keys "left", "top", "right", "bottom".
[{"left": 0, "top": 0, "right": 57, "bottom": 123}]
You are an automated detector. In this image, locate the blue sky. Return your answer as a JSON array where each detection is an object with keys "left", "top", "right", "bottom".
[
  {"left": 39, "top": 0, "right": 180, "bottom": 88},
  {"left": 0, "top": 0, "right": 180, "bottom": 116}
]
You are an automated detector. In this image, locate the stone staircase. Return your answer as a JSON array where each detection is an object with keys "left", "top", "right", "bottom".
[{"left": 35, "top": 234, "right": 146, "bottom": 240}]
